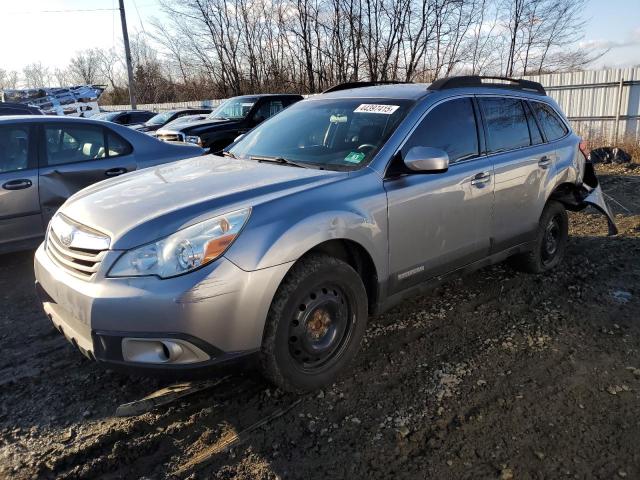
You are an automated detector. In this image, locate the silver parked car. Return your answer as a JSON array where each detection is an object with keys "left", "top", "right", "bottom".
[
  {"left": 0, "top": 116, "right": 204, "bottom": 253},
  {"left": 34, "top": 77, "right": 616, "bottom": 392}
]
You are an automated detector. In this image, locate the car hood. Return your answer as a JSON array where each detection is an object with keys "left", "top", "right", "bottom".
[
  {"left": 60, "top": 155, "right": 343, "bottom": 249},
  {"left": 174, "top": 118, "right": 240, "bottom": 135},
  {"left": 132, "top": 124, "right": 160, "bottom": 132}
]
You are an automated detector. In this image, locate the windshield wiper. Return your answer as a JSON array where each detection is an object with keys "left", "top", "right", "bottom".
[
  {"left": 250, "top": 155, "right": 310, "bottom": 169},
  {"left": 222, "top": 150, "right": 237, "bottom": 158}
]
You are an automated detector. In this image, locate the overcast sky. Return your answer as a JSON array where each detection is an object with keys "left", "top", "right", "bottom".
[{"left": 1, "top": 0, "right": 639, "bottom": 73}]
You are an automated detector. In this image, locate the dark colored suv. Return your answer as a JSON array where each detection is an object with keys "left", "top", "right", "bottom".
[{"left": 156, "top": 94, "right": 304, "bottom": 153}]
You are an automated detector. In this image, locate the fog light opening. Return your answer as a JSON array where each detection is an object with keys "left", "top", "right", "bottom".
[{"left": 160, "top": 341, "right": 184, "bottom": 362}]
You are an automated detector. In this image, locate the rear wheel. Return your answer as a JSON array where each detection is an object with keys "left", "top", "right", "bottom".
[
  {"left": 260, "top": 254, "right": 368, "bottom": 392},
  {"left": 511, "top": 200, "right": 568, "bottom": 273}
]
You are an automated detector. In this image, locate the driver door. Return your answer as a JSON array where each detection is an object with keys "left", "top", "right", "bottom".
[{"left": 384, "top": 97, "right": 494, "bottom": 294}]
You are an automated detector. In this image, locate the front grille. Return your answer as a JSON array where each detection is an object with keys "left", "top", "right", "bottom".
[
  {"left": 156, "top": 132, "right": 184, "bottom": 142},
  {"left": 46, "top": 215, "right": 110, "bottom": 279}
]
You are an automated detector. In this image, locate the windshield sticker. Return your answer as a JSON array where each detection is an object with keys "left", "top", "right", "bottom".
[
  {"left": 345, "top": 151, "right": 366, "bottom": 164},
  {"left": 354, "top": 104, "right": 399, "bottom": 115}
]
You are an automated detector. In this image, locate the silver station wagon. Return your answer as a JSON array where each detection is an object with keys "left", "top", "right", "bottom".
[{"left": 34, "top": 77, "right": 616, "bottom": 392}]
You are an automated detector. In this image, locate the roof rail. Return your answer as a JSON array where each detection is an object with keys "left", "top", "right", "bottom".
[
  {"left": 322, "top": 81, "right": 413, "bottom": 94},
  {"left": 427, "top": 76, "right": 546, "bottom": 95}
]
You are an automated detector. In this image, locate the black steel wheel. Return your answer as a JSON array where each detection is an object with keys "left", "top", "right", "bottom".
[
  {"left": 261, "top": 254, "right": 368, "bottom": 392},
  {"left": 511, "top": 200, "right": 568, "bottom": 273}
]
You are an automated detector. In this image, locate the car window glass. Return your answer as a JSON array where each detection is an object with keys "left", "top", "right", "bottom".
[
  {"left": 107, "top": 131, "right": 132, "bottom": 157},
  {"left": 480, "top": 98, "right": 531, "bottom": 152},
  {"left": 402, "top": 98, "right": 479, "bottom": 163},
  {"left": 0, "top": 127, "right": 30, "bottom": 173},
  {"left": 229, "top": 98, "right": 412, "bottom": 170},
  {"left": 130, "top": 112, "right": 148, "bottom": 123},
  {"left": 253, "top": 100, "right": 285, "bottom": 123},
  {"left": 45, "top": 125, "right": 106, "bottom": 165},
  {"left": 524, "top": 102, "right": 543, "bottom": 145},
  {"left": 532, "top": 102, "right": 568, "bottom": 141}
]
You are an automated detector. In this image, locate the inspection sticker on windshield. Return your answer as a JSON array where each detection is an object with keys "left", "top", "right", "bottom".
[
  {"left": 354, "top": 104, "right": 399, "bottom": 115},
  {"left": 345, "top": 151, "right": 366, "bottom": 163}
]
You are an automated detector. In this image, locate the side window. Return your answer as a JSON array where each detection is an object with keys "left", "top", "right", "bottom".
[
  {"left": 44, "top": 125, "right": 106, "bottom": 166},
  {"left": 0, "top": 126, "right": 30, "bottom": 173},
  {"left": 117, "top": 113, "right": 130, "bottom": 124},
  {"left": 129, "top": 112, "right": 147, "bottom": 123},
  {"left": 524, "top": 102, "right": 544, "bottom": 145},
  {"left": 479, "top": 98, "right": 531, "bottom": 152},
  {"left": 531, "top": 102, "right": 568, "bottom": 141},
  {"left": 106, "top": 130, "right": 133, "bottom": 157},
  {"left": 253, "top": 100, "right": 285, "bottom": 123},
  {"left": 403, "top": 98, "right": 479, "bottom": 163}
]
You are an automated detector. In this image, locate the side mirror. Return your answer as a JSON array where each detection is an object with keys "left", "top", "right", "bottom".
[{"left": 403, "top": 146, "right": 449, "bottom": 173}]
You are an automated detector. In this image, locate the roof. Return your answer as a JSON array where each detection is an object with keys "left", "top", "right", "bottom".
[
  {"left": 0, "top": 115, "right": 108, "bottom": 124},
  {"left": 316, "top": 83, "right": 432, "bottom": 100}
]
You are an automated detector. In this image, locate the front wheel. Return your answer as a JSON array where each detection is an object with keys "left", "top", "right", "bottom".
[
  {"left": 260, "top": 254, "right": 368, "bottom": 392},
  {"left": 511, "top": 200, "right": 569, "bottom": 273}
]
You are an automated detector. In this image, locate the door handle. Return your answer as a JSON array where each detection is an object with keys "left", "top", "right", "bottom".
[
  {"left": 470, "top": 171, "right": 491, "bottom": 187},
  {"left": 104, "top": 167, "right": 128, "bottom": 177},
  {"left": 538, "top": 156, "right": 552, "bottom": 169},
  {"left": 2, "top": 179, "right": 33, "bottom": 190}
]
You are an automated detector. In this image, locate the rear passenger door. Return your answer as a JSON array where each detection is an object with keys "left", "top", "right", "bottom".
[
  {"left": 477, "top": 96, "right": 554, "bottom": 252},
  {"left": 38, "top": 123, "right": 136, "bottom": 223},
  {"left": 0, "top": 124, "right": 43, "bottom": 245},
  {"left": 385, "top": 97, "right": 494, "bottom": 293}
]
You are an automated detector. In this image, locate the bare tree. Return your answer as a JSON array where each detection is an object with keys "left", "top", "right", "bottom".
[
  {"left": 67, "top": 49, "right": 102, "bottom": 84},
  {"left": 22, "top": 62, "right": 51, "bottom": 88}
]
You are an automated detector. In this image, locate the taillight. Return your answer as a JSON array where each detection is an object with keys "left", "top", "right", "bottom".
[{"left": 579, "top": 139, "right": 589, "bottom": 160}]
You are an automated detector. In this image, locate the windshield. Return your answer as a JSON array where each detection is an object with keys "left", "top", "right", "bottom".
[
  {"left": 146, "top": 111, "right": 174, "bottom": 125},
  {"left": 228, "top": 98, "right": 413, "bottom": 170},
  {"left": 208, "top": 97, "right": 258, "bottom": 120},
  {"left": 92, "top": 111, "right": 119, "bottom": 121}
]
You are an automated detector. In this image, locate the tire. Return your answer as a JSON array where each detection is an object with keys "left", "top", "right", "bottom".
[
  {"left": 511, "top": 200, "right": 569, "bottom": 273},
  {"left": 260, "top": 254, "right": 368, "bottom": 393}
]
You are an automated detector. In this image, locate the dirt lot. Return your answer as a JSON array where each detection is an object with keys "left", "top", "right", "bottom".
[{"left": 1, "top": 164, "right": 639, "bottom": 480}]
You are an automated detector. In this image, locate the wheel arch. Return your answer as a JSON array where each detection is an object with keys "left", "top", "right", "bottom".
[{"left": 299, "top": 239, "right": 379, "bottom": 312}]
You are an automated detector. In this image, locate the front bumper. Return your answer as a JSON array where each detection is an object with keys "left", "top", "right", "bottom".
[{"left": 34, "top": 243, "right": 292, "bottom": 373}]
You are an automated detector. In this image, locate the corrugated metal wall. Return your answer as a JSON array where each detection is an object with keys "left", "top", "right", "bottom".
[{"left": 523, "top": 68, "right": 640, "bottom": 142}]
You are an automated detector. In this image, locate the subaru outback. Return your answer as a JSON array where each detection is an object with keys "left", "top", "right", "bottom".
[{"left": 34, "top": 77, "right": 616, "bottom": 392}]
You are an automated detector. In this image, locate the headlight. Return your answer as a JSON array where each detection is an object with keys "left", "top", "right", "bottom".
[
  {"left": 185, "top": 135, "right": 202, "bottom": 145},
  {"left": 108, "top": 208, "right": 250, "bottom": 278}
]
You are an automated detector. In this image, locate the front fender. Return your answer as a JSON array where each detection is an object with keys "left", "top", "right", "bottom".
[{"left": 226, "top": 207, "right": 387, "bottom": 276}]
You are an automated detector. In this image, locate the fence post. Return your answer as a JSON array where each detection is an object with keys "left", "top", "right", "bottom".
[{"left": 613, "top": 76, "right": 624, "bottom": 144}]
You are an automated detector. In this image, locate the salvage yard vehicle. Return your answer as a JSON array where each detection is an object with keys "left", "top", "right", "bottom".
[
  {"left": 91, "top": 110, "right": 156, "bottom": 126},
  {"left": 34, "top": 77, "right": 616, "bottom": 392},
  {"left": 130, "top": 108, "right": 213, "bottom": 133},
  {"left": 155, "top": 94, "right": 303, "bottom": 153},
  {"left": 0, "top": 102, "right": 44, "bottom": 116},
  {"left": 0, "top": 116, "right": 204, "bottom": 254}
]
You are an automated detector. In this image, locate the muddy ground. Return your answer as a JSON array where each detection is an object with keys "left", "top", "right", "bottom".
[{"left": 1, "top": 164, "right": 639, "bottom": 480}]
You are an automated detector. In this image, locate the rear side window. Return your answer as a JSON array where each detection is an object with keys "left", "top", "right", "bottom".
[
  {"left": 531, "top": 102, "right": 568, "bottom": 141},
  {"left": 0, "top": 126, "right": 30, "bottom": 173},
  {"left": 107, "top": 130, "right": 132, "bottom": 157},
  {"left": 479, "top": 98, "right": 530, "bottom": 153},
  {"left": 403, "top": 98, "right": 479, "bottom": 163},
  {"left": 524, "top": 103, "right": 544, "bottom": 145}
]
